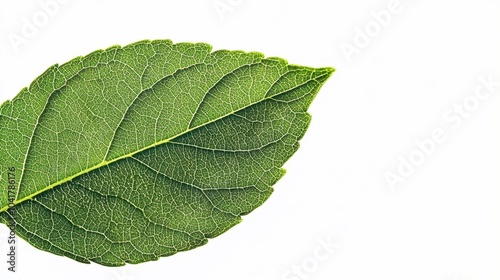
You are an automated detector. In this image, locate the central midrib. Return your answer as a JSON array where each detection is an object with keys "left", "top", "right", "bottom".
[{"left": 0, "top": 70, "right": 331, "bottom": 214}]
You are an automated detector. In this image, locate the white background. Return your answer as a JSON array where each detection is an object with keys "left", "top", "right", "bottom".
[{"left": 1, "top": 0, "right": 499, "bottom": 279}]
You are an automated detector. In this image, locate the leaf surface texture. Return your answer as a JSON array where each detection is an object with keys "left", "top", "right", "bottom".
[{"left": 0, "top": 39, "right": 333, "bottom": 265}]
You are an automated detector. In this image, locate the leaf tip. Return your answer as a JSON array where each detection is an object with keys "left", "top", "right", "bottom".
[
  {"left": 324, "top": 67, "right": 335, "bottom": 76},
  {"left": 318, "top": 67, "right": 335, "bottom": 78},
  {"left": 312, "top": 67, "right": 335, "bottom": 85}
]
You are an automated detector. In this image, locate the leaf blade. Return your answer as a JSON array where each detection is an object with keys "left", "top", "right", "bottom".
[{"left": 0, "top": 39, "right": 333, "bottom": 265}]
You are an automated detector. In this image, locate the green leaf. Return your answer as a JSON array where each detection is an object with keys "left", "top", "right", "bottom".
[{"left": 0, "top": 39, "right": 333, "bottom": 266}]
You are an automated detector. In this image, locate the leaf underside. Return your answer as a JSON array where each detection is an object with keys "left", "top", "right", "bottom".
[{"left": 0, "top": 39, "right": 333, "bottom": 266}]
